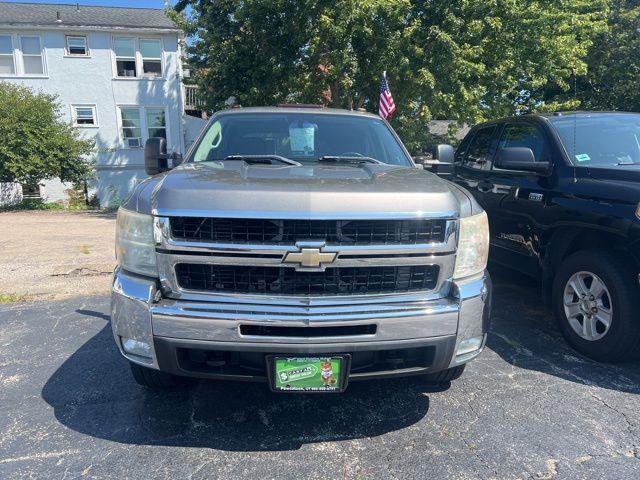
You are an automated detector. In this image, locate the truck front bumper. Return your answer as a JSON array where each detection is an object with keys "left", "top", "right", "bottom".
[{"left": 111, "top": 269, "right": 491, "bottom": 381}]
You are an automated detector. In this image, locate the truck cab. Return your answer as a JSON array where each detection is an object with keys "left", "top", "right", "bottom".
[{"left": 448, "top": 112, "right": 640, "bottom": 362}]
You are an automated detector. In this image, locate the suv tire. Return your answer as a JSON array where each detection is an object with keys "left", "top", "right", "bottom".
[
  {"left": 423, "top": 365, "right": 466, "bottom": 383},
  {"left": 129, "top": 362, "right": 183, "bottom": 388},
  {"left": 553, "top": 249, "right": 640, "bottom": 362}
]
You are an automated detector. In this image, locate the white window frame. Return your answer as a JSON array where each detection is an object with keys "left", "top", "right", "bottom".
[
  {"left": 139, "top": 38, "right": 163, "bottom": 78},
  {"left": 0, "top": 33, "right": 48, "bottom": 77},
  {"left": 71, "top": 104, "right": 98, "bottom": 127},
  {"left": 65, "top": 35, "right": 89, "bottom": 57},
  {"left": 112, "top": 36, "right": 164, "bottom": 79},
  {"left": 117, "top": 105, "right": 170, "bottom": 150},
  {"left": 0, "top": 33, "right": 16, "bottom": 76},
  {"left": 145, "top": 107, "right": 167, "bottom": 139},
  {"left": 19, "top": 34, "right": 46, "bottom": 76},
  {"left": 113, "top": 36, "right": 137, "bottom": 78}
]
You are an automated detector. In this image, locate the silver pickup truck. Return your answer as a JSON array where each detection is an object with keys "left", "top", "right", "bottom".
[{"left": 111, "top": 106, "right": 491, "bottom": 393}]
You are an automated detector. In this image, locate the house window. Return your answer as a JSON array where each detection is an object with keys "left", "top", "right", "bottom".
[
  {"left": 20, "top": 35, "right": 44, "bottom": 75},
  {"left": 66, "top": 35, "right": 88, "bottom": 56},
  {"left": 0, "top": 34, "right": 15, "bottom": 75},
  {"left": 120, "top": 107, "right": 143, "bottom": 148},
  {"left": 139, "top": 39, "right": 162, "bottom": 77},
  {"left": 72, "top": 105, "right": 97, "bottom": 126},
  {"left": 113, "top": 37, "right": 163, "bottom": 78},
  {"left": 119, "top": 106, "right": 168, "bottom": 148},
  {"left": 146, "top": 108, "right": 166, "bottom": 139},
  {"left": 114, "top": 37, "right": 137, "bottom": 77}
]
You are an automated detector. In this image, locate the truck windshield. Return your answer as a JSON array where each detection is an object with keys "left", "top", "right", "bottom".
[
  {"left": 548, "top": 113, "right": 640, "bottom": 167},
  {"left": 190, "top": 112, "right": 412, "bottom": 166}
]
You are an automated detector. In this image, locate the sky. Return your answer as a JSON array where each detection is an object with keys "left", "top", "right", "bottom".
[{"left": 0, "top": 0, "right": 172, "bottom": 8}]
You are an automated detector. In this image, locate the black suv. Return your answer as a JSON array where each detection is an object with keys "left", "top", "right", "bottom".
[{"left": 442, "top": 112, "right": 640, "bottom": 362}]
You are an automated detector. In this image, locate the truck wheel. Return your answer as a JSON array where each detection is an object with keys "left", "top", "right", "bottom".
[
  {"left": 553, "top": 249, "right": 640, "bottom": 362},
  {"left": 423, "top": 365, "right": 466, "bottom": 383},
  {"left": 129, "top": 362, "right": 183, "bottom": 388}
]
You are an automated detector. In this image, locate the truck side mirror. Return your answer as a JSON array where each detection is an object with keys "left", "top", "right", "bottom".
[
  {"left": 144, "top": 137, "right": 169, "bottom": 176},
  {"left": 495, "top": 147, "right": 551, "bottom": 175},
  {"left": 412, "top": 155, "right": 431, "bottom": 169},
  {"left": 434, "top": 144, "right": 455, "bottom": 163}
]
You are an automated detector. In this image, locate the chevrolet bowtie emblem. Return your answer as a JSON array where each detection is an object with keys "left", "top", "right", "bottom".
[{"left": 283, "top": 244, "right": 337, "bottom": 270}]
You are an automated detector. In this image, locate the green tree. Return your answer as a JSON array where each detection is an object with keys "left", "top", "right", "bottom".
[
  {"left": 175, "top": 0, "right": 607, "bottom": 151},
  {"left": 0, "top": 82, "right": 94, "bottom": 189},
  {"left": 544, "top": 1, "right": 640, "bottom": 112}
]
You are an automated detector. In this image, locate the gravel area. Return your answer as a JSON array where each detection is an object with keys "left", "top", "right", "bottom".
[{"left": 0, "top": 211, "right": 116, "bottom": 301}]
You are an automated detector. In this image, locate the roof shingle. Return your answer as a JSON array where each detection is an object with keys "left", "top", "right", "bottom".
[{"left": 0, "top": 2, "right": 179, "bottom": 31}]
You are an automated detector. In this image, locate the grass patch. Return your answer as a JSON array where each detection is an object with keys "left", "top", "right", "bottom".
[
  {"left": 0, "top": 199, "right": 66, "bottom": 211},
  {"left": 0, "top": 198, "right": 100, "bottom": 212},
  {"left": 0, "top": 293, "right": 26, "bottom": 303}
]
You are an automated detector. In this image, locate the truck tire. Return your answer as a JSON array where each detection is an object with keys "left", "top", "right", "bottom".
[
  {"left": 129, "top": 362, "right": 183, "bottom": 388},
  {"left": 553, "top": 249, "right": 640, "bottom": 362},
  {"left": 423, "top": 365, "right": 466, "bottom": 383}
]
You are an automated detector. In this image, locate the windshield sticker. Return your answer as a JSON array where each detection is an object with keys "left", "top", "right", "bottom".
[
  {"left": 575, "top": 153, "right": 591, "bottom": 162},
  {"left": 289, "top": 123, "right": 316, "bottom": 156}
]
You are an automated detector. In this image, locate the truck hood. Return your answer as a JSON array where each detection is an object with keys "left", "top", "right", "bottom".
[{"left": 129, "top": 161, "right": 473, "bottom": 218}]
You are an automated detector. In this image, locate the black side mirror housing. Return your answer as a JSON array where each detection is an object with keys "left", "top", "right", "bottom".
[
  {"left": 144, "top": 137, "right": 169, "bottom": 176},
  {"left": 495, "top": 147, "right": 551, "bottom": 175},
  {"left": 415, "top": 144, "right": 455, "bottom": 177},
  {"left": 434, "top": 144, "right": 455, "bottom": 164}
]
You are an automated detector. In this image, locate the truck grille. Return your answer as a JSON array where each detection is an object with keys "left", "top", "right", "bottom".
[
  {"left": 170, "top": 217, "right": 446, "bottom": 245},
  {"left": 175, "top": 264, "right": 439, "bottom": 295}
]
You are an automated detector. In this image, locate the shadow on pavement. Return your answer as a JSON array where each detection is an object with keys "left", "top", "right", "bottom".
[
  {"left": 41, "top": 266, "right": 639, "bottom": 450},
  {"left": 76, "top": 309, "right": 110, "bottom": 321},
  {"left": 487, "top": 265, "right": 640, "bottom": 394},
  {"left": 41, "top": 324, "right": 442, "bottom": 451}
]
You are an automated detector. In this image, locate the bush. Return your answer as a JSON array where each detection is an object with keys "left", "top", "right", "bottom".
[{"left": 0, "top": 82, "right": 94, "bottom": 188}]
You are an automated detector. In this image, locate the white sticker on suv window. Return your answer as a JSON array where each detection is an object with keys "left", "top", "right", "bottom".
[
  {"left": 575, "top": 153, "right": 590, "bottom": 162},
  {"left": 289, "top": 123, "right": 315, "bottom": 156}
]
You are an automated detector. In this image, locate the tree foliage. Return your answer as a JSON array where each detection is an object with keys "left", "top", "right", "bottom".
[
  {"left": 175, "top": 0, "right": 607, "bottom": 151},
  {"left": 544, "top": 1, "right": 640, "bottom": 112},
  {"left": 0, "top": 82, "right": 94, "bottom": 187}
]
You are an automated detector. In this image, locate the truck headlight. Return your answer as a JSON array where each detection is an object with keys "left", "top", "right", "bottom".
[
  {"left": 454, "top": 211, "right": 489, "bottom": 279},
  {"left": 115, "top": 208, "right": 157, "bottom": 277}
]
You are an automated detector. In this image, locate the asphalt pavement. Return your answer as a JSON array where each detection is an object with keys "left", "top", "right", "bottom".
[{"left": 0, "top": 268, "right": 638, "bottom": 479}]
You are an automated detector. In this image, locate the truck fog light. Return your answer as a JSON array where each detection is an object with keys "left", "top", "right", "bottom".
[
  {"left": 456, "top": 336, "right": 484, "bottom": 357},
  {"left": 121, "top": 337, "right": 152, "bottom": 359}
]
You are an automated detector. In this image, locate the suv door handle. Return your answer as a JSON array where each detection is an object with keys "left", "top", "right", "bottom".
[{"left": 477, "top": 180, "right": 494, "bottom": 192}]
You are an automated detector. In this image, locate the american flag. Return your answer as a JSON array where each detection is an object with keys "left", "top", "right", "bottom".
[{"left": 379, "top": 73, "right": 396, "bottom": 119}]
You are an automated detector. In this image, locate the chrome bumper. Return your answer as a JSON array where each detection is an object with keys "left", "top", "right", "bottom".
[{"left": 110, "top": 268, "right": 491, "bottom": 373}]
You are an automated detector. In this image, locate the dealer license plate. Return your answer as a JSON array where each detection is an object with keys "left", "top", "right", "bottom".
[{"left": 271, "top": 356, "right": 347, "bottom": 392}]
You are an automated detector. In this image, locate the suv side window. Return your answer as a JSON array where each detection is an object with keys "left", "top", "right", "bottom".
[
  {"left": 498, "top": 123, "right": 546, "bottom": 162},
  {"left": 463, "top": 125, "right": 497, "bottom": 170}
]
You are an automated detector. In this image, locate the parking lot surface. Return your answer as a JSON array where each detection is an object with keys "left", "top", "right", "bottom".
[{"left": 0, "top": 269, "right": 638, "bottom": 479}]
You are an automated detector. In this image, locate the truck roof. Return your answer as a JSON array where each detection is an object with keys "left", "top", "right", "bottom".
[{"left": 215, "top": 106, "right": 381, "bottom": 119}]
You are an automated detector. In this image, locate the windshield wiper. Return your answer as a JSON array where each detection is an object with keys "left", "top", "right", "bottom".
[
  {"left": 318, "top": 155, "right": 386, "bottom": 165},
  {"left": 223, "top": 155, "right": 302, "bottom": 166},
  {"left": 616, "top": 162, "right": 640, "bottom": 165}
]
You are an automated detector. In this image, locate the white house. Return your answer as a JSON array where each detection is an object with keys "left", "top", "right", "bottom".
[{"left": 0, "top": 2, "right": 204, "bottom": 206}]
